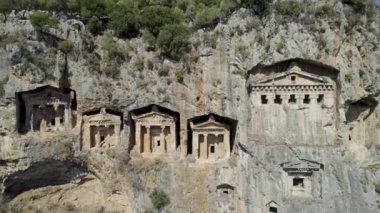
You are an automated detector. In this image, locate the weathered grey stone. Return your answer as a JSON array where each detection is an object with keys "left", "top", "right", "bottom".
[{"left": 0, "top": 2, "right": 379, "bottom": 213}]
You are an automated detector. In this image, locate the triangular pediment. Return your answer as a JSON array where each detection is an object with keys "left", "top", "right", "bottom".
[
  {"left": 191, "top": 116, "right": 230, "bottom": 130},
  {"left": 281, "top": 159, "right": 323, "bottom": 171},
  {"left": 87, "top": 112, "right": 121, "bottom": 121},
  {"left": 28, "top": 89, "right": 69, "bottom": 99},
  {"left": 256, "top": 63, "right": 327, "bottom": 85},
  {"left": 265, "top": 200, "right": 279, "bottom": 208},
  {"left": 192, "top": 120, "right": 229, "bottom": 130},
  {"left": 132, "top": 111, "right": 175, "bottom": 121}
]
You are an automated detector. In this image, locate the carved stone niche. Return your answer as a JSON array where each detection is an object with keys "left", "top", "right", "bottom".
[
  {"left": 265, "top": 200, "right": 279, "bottom": 213},
  {"left": 280, "top": 159, "right": 323, "bottom": 198},
  {"left": 130, "top": 105, "right": 179, "bottom": 157},
  {"left": 216, "top": 184, "right": 235, "bottom": 198},
  {"left": 216, "top": 183, "right": 236, "bottom": 213},
  {"left": 189, "top": 114, "right": 236, "bottom": 163},
  {"left": 81, "top": 108, "right": 122, "bottom": 150},
  {"left": 16, "top": 85, "right": 77, "bottom": 134}
]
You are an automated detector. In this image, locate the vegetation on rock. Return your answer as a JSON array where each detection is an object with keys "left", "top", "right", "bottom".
[
  {"left": 29, "top": 11, "right": 59, "bottom": 32},
  {"left": 1, "top": 0, "right": 378, "bottom": 60},
  {"left": 149, "top": 188, "right": 170, "bottom": 210}
]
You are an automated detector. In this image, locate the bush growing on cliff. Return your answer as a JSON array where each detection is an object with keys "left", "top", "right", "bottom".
[
  {"left": 274, "top": 0, "right": 302, "bottom": 19},
  {"left": 107, "top": 1, "right": 139, "bottom": 38},
  {"left": 157, "top": 24, "right": 190, "bottom": 60},
  {"left": 29, "top": 11, "right": 59, "bottom": 32},
  {"left": 57, "top": 40, "right": 73, "bottom": 54},
  {"left": 138, "top": 5, "right": 185, "bottom": 37},
  {"left": 194, "top": 5, "right": 221, "bottom": 28},
  {"left": 241, "top": 0, "right": 273, "bottom": 17},
  {"left": 0, "top": 0, "right": 13, "bottom": 22},
  {"left": 149, "top": 188, "right": 170, "bottom": 210}
]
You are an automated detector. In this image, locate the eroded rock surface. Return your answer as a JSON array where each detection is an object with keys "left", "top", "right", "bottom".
[{"left": 0, "top": 1, "right": 379, "bottom": 212}]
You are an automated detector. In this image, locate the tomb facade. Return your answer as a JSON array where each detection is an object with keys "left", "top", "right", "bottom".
[
  {"left": 281, "top": 159, "right": 323, "bottom": 198},
  {"left": 81, "top": 108, "right": 122, "bottom": 149},
  {"left": 247, "top": 59, "right": 340, "bottom": 146},
  {"left": 216, "top": 183, "right": 236, "bottom": 213},
  {"left": 216, "top": 184, "right": 235, "bottom": 198},
  {"left": 16, "top": 86, "right": 76, "bottom": 134},
  {"left": 131, "top": 105, "right": 178, "bottom": 157},
  {"left": 266, "top": 201, "right": 279, "bottom": 213},
  {"left": 190, "top": 115, "right": 231, "bottom": 162}
]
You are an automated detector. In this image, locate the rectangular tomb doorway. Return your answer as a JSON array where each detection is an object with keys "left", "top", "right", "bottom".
[
  {"left": 151, "top": 126, "right": 162, "bottom": 153},
  {"left": 90, "top": 126, "right": 98, "bottom": 148}
]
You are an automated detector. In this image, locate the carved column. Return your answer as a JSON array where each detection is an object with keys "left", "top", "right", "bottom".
[
  {"left": 201, "top": 133, "right": 208, "bottom": 159},
  {"left": 170, "top": 122, "right": 176, "bottom": 153},
  {"left": 146, "top": 126, "right": 151, "bottom": 153},
  {"left": 324, "top": 93, "right": 334, "bottom": 108},
  {"left": 193, "top": 132, "right": 199, "bottom": 159},
  {"left": 64, "top": 105, "right": 70, "bottom": 130},
  {"left": 135, "top": 123, "right": 141, "bottom": 153},
  {"left": 309, "top": 94, "right": 319, "bottom": 105},
  {"left": 297, "top": 94, "right": 304, "bottom": 108},
  {"left": 224, "top": 131, "right": 230, "bottom": 159},
  {"left": 283, "top": 94, "right": 290, "bottom": 107},
  {"left": 30, "top": 106, "right": 34, "bottom": 132},
  {"left": 160, "top": 125, "right": 165, "bottom": 153},
  {"left": 267, "top": 94, "right": 275, "bottom": 105},
  {"left": 40, "top": 105, "right": 46, "bottom": 132},
  {"left": 54, "top": 105, "right": 59, "bottom": 130},
  {"left": 95, "top": 126, "right": 100, "bottom": 148}
]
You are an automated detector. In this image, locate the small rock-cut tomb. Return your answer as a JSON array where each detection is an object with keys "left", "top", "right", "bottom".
[
  {"left": 190, "top": 115, "right": 231, "bottom": 161},
  {"left": 131, "top": 105, "right": 178, "bottom": 156},
  {"left": 281, "top": 159, "right": 323, "bottom": 198},
  {"left": 216, "top": 183, "right": 235, "bottom": 198},
  {"left": 81, "top": 108, "right": 122, "bottom": 149},
  {"left": 266, "top": 201, "right": 279, "bottom": 213},
  {"left": 16, "top": 86, "right": 76, "bottom": 133}
]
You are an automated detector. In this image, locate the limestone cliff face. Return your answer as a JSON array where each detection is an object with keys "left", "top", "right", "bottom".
[{"left": 0, "top": 1, "right": 379, "bottom": 212}]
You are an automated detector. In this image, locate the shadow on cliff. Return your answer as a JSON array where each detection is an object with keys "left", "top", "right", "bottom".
[
  {"left": 1, "top": 159, "right": 89, "bottom": 203},
  {"left": 345, "top": 96, "right": 378, "bottom": 123}
]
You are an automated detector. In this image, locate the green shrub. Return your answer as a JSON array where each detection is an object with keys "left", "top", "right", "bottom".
[
  {"left": 203, "top": 33, "right": 218, "bottom": 48},
  {"left": 142, "top": 30, "right": 156, "bottom": 48},
  {"left": 346, "top": 14, "right": 362, "bottom": 33},
  {"left": 0, "top": 0, "right": 14, "bottom": 22},
  {"left": 274, "top": 0, "right": 302, "bottom": 19},
  {"left": 135, "top": 57, "right": 145, "bottom": 72},
  {"left": 143, "top": 208, "right": 155, "bottom": 213},
  {"left": 276, "top": 42, "right": 285, "bottom": 53},
  {"left": 175, "top": 70, "right": 185, "bottom": 83},
  {"left": 194, "top": 6, "right": 220, "bottom": 29},
  {"left": 149, "top": 188, "right": 170, "bottom": 210},
  {"left": 29, "top": 11, "right": 59, "bottom": 32},
  {"left": 342, "top": 0, "right": 367, "bottom": 14},
  {"left": 0, "top": 80, "right": 6, "bottom": 97},
  {"left": 343, "top": 0, "right": 377, "bottom": 22},
  {"left": 85, "top": 15, "right": 103, "bottom": 34},
  {"left": 345, "top": 74, "right": 352, "bottom": 82},
  {"left": 138, "top": 5, "right": 184, "bottom": 36},
  {"left": 245, "top": 19, "right": 260, "bottom": 32},
  {"left": 375, "top": 182, "right": 380, "bottom": 194},
  {"left": 101, "top": 31, "right": 124, "bottom": 61},
  {"left": 107, "top": 2, "right": 139, "bottom": 38},
  {"left": 157, "top": 24, "right": 190, "bottom": 60},
  {"left": 241, "top": 0, "right": 273, "bottom": 17},
  {"left": 158, "top": 66, "right": 170, "bottom": 76},
  {"left": 236, "top": 44, "right": 249, "bottom": 58},
  {"left": 315, "top": 3, "right": 336, "bottom": 18},
  {"left": 57, "top": 40, "right": 73, "bottom": 54}
]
